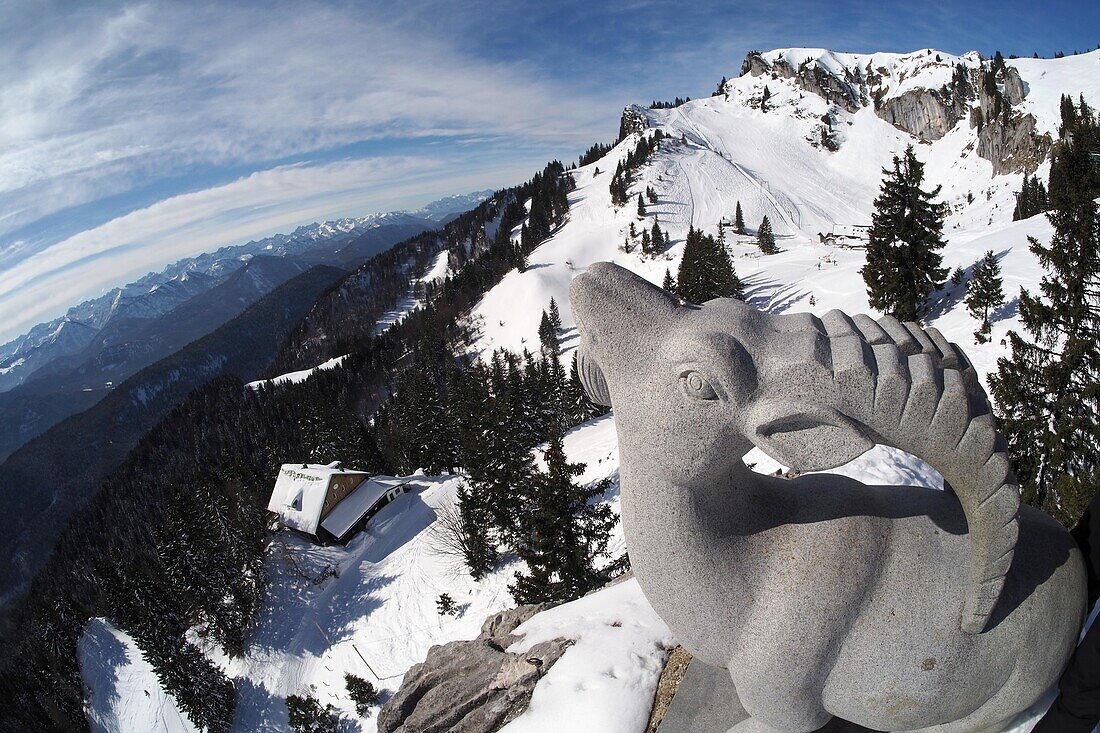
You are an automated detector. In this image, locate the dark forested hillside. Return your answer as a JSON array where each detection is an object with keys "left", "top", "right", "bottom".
[
  {"left": 0, "top": 264, "right": 346, "bottom": 609},
  {"left": 0, "top": 161, "right": 576, "bottom": 731}
]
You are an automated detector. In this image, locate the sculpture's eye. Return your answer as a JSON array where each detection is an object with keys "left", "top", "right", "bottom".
[{"left": 680, "top": 369, "right": 719, "bottom": 401}]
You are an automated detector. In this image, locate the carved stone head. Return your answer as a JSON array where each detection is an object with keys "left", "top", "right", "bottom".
[{"left": 571, "top": 262, "right": 875, "bottom": 487}]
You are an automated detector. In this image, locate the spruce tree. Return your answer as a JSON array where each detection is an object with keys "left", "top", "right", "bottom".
[
  {"left": 640, "top": 229, "right": 652, "bottom": 254},
  {"left": 510, "top": 429, "right": 616, "bottom": 604},
  {"left": 436, "top": 593, "right": 458, "bottom": 616},
  {"left": 345, "top": 674, "right": 379, "bottom": 717},
  {"left": 964, "top": 250, "right": 1004, "bottom": 343},
  {"left": 677, "top": 226, "right": 744, "bottom": 303},
  {"left": 662, "top": 268, "right": 676, "bottom": 294},
  {"left": 734, "top": 201, "right": 746, "bottom": 235},
  {"left": 756, "top": 216, "right": 778, "bottom": 254},
  {"left": 286, "top": 694, "right": 340, "bottom": 733},
  {"left": 637, "top": 193, "right": 646, "bottom": 218},
  {"left": 538, "top": 310, "right": 558, "bottom": 357},
  {"left": 548, "top": 297, "right": 562, "bottom": 332},
  {"left": 860, "top": 145, "right": 948, "bottom": 321},
  {"left": 650, "top": 221, "right": 664, "bottom": 254},
  {"left": 989, "top": 97, "right": 1100, "bottom": 526},
  {"left": 456, "top": 482, "right": 497, "bottom": 579}
]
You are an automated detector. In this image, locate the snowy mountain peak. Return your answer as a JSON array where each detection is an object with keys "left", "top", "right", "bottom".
[{"left": 472, "top": 46, "right": 1100, "bottom": 364}]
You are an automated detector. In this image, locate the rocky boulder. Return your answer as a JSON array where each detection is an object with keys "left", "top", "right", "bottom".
[{"left": 377, "top": 604, "right": 571, "bottom": 733}]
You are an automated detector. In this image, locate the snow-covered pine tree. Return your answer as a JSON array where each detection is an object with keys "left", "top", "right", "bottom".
[
  {"left": 756, "top": 215, "right": 778, "bottom": 254},
  {"left": 990, "top": 97, "right": 1100, "bottom": 526},
  {"left": 964, "top": 250, "right": 1004, "bottom": 343},
  {"left": 734, "top": 201, "right": 746, "bottom": 234},
  {"left": 860, "top": 145, "right": 948, "bottom": 322},
  {"left": 640, "top": 228, "right": 652, "bottom": 254}
]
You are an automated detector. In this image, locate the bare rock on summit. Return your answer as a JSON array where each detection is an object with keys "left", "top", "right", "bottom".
[{"left": 377, "top": 603, "right": 570, "bottom": 733}]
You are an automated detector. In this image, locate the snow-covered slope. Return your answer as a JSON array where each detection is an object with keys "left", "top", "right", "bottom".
[
  {"left": 79, "top": 619, "right": 198, "bottom": 733},
  {"left": 469, "top": 48, "right": 1100, "bottom": 396}
]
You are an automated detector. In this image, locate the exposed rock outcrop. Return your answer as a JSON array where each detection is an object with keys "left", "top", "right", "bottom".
[
  {"left": 972, "top": 65, "right": 1051, "bottom": 174},
  {"left": 878, "top": 88, "right": 961, "bottom": 142},
  {"left": 377, "top": 604, "right": 570, "bottom": 733},
  {"left": 739, "top": 50, "right": 1050, "bottom": 173},
  {"left": 743, "top": 52, "right": 863, "bottom": 112},
  {"left": 618, "top": 105, "right": 649, "bottom": 142}
]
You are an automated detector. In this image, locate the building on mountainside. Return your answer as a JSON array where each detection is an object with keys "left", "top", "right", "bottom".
[
  {"left": 266, "top": 462, "right": 411, "bottom": 544},
  {"left": 817, "top": 224, "right": 870, "bottom": 249}
]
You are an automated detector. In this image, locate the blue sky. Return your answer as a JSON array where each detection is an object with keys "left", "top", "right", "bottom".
[{"left": 1, "top": 0, "right": 1097, "bottom": 343}]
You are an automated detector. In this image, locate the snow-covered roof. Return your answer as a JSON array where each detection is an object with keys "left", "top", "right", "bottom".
[
  {"left": 320, "top": 476, "right": 410, "bottom": 540},
  {"left": 267, "top": 463, "right": 369, "bottom": 535}
]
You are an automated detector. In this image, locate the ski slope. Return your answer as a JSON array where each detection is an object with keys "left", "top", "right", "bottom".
[
  {"left": 468, "top": 49, "right": 1100, "bottom": 397},
  {"left": 79, "top": 619, "right": 198, "bottom": 733}
]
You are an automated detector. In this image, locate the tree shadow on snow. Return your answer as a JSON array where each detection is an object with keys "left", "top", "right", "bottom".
[
  {"left": 925, "top": 248, "right": 1012, "bottom": 322},
  {"left": 742, "top": 274, "right": 809, "bottom": 315},
  {"left": 232, "top": 677, "right": 289, "bottom": 732},
  {"left": 79, "top": 620, "right": 130, "bottom": 720}
]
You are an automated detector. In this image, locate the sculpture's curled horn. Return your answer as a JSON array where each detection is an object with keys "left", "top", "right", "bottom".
[
  {"left": 577, "top": 347, "right": 612, "bottom": 407},
  {"left": 813, "top": 310, "right": 1021, "bottom": 634}
]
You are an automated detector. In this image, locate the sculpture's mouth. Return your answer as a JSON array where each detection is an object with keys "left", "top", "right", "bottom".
[{"left": 576, "top": 347, "right": 612, "bottom": 407}]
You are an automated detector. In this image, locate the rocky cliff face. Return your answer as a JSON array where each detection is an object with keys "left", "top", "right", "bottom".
[
  {"left": 877, "top": 88, "right": 960, "bottom": 142},
  {"left": 971, "top": 65, "right": 1052, "bottom": 175},
  {"left": 743, "top": 53, "right": 865, "bottom": 112},
  {"left": 741, "top": 50, "right": 1050, "bottom": 174}
]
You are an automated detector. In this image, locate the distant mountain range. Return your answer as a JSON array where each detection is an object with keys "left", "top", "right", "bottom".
[
  {"left": 0, "top": 190, "right": 492, "bottom": 389},
  {"left": 0, "top": 190, "right": 492, "bottom": 461}
]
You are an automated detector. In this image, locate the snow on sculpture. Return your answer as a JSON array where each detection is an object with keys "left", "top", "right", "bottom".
[{"left": 570, "top": 262, "right": 1086, "bottom": 733}]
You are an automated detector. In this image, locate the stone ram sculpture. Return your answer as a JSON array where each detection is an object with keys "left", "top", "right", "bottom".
[{"left": 569, "top": 262, "right": 1086, "bottom": 733}]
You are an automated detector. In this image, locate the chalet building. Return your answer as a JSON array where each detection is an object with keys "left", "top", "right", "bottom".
[
  {"left": 817, "top": 224, "right": 870, "bottom": 248},
  {"left": 266, "top": 462, "right": 410, "bottom": 544}
]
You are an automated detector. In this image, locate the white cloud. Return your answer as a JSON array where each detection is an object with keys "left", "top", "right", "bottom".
[
  {"left": 0, "top": 154, "right": 538, "bottom": 342},
  {"left": 0, "top": 1, "right": 611, "bottom": 242}
]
